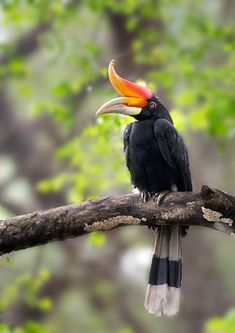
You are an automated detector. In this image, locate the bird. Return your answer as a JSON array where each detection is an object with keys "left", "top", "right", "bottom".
[{"left": 96, "top": 59, "right": 192, "bottom": 316}]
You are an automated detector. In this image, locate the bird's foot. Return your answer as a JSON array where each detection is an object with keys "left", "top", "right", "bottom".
[
  {"left": 140, "top": 191, "right": 151, "bottom": 203},
  {"left": 152, "top": 190, "right": 171, "bottom": 205},
  {"left": 148, "top": 224, "right": 158, "bottom": 231},
  {"left": 140, "top": 192, "right": 154, "bottom": 229}
]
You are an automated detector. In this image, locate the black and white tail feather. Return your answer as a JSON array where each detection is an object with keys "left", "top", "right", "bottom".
[{"left": 144, "top": 225, "right": 182, "bottom": 316}]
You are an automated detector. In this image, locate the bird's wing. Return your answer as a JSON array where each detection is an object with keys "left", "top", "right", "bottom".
[
  {"left": 154, "top": 119, "right": 192, "bottom": 191},
  {"left": 123, "top": 122, "right": 134, "bottom": 171}
]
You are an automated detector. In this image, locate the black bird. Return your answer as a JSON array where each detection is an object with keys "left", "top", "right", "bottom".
[{"left": 96, "top": 60, "right": 192, "bottom": 316}]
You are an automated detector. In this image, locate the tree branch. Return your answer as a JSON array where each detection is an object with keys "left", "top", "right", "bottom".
[{"left": 0, "top": 185, "right": 234, "bottom": 255}]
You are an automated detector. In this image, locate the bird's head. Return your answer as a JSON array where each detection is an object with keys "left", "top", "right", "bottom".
[{"left": 96, "top": 59, "right": 172, "bottom": 122}]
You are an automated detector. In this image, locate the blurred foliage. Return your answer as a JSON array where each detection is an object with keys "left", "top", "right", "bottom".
[
  {"left": 0, "top": 0, "right": 235, "bottom": 332},
  {"left": 0, "top": 267, "right": 53, "bottom": 332},
  {"left": 88, "top": 232, "right": 107, "bottom": 247},
  {"left": 37, "top": 115, "right": 131, "bottom": 202},
  {"left": 118, "top": 328, "right": 134, "bottom": 333},
  {"left": 0, "top": 268, "right": 51, "bottom": 312},
  {"left": 205, "top": 309, "right": 235, "bottom": 333},
  {"left": 0, "top": 206, "right": 12, "bottom": 219},
  {"left": 0, "top": 322, "right": 55, "bottom": 333}
]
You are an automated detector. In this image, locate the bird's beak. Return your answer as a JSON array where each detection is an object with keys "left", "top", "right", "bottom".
[
  {"left": 96, "top": 97, "right": 146, "bottom": 116},
  {"left": 96, "top": 59, "right": 153, "bottom": 117}
]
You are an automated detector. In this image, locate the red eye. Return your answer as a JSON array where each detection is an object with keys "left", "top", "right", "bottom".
[{"left": 149, "top": 101, "right": 157, "bottom": 109}]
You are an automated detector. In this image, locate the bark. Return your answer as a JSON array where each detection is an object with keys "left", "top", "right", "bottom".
[{"left": 0, "top": 185, "right": 234, "bottom": 255}]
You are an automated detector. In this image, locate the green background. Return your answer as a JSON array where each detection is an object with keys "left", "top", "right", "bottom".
[{"left": 0, "top": 0, "right": 235, "bottom": 332}]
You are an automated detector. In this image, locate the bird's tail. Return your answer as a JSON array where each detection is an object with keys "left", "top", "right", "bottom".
[{"left": 144, "top": 225, "right": 182, "bottom": 316}]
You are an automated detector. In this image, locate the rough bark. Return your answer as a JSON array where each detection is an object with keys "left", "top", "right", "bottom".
[{"left": 0, "top": 185, "right": 234, "bottom": 255}]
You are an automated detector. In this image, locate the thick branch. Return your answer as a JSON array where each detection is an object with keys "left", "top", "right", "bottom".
[{"left": 0, "top": 185, "right": 234, "bottom": 255}]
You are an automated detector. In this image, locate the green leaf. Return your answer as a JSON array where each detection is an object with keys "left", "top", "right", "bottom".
[{"left": 88, "top": 232, "right": 106, "bottom": 247}]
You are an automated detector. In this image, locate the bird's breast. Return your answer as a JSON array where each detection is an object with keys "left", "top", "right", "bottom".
[
  {"left": 126, "top": 120, "right": 170, "bottom": 192},
  {"left": 130, "top": 120, "right": 157, "bottom": 155}
]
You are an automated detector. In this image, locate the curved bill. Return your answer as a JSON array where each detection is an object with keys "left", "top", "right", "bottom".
[
  {"left": 108, "top": 59, "right": 153, "bottom": 99},
  {"left": 96, "top": 97, "right": 146, "bottom": 116},
  {"left": 96, "top": 59, "right": 152, "bottom": 117}
]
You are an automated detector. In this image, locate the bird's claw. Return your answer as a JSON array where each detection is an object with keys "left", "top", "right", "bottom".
[
  {"left": 152, "top": 190, "right": 171, "bottom": 205},
  {"left": 141, "top": 191, "right": 170, "bottom": 229},
  {"left": 141, "top": 191, "right": 151, "bottom": 203},
  {"left": 148, "top": 224, "right": 158, "bottom": 231}
]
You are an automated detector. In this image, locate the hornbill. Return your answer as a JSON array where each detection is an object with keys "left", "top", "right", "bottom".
[{"left": 96, "top": 60, "right": 192, "bottom": 316}]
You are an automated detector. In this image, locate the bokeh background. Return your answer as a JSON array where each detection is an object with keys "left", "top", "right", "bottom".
[{"left": 0, "top": 0, "right": 235, "bottom": 332}]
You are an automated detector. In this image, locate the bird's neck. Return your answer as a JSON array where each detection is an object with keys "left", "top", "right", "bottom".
[
  {"left": 137, "top": 112, "right": 173, "bottom": 124},
  {"left": 159, "top": 111, "right": 174, "bottom": 124}
]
